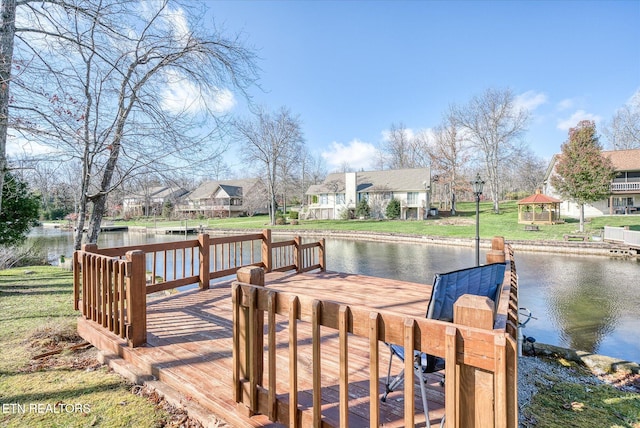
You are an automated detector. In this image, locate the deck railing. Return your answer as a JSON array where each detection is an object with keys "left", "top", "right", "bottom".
[
  {"left": 232, "top": 237, "right": 518, "bottom": 428},
  {"left": 73, "top": 230, "right": 325, "bottom": 346}
]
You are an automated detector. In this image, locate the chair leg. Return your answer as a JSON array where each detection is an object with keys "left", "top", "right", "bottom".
[{"left": 414, "top": 356, "right": 431, "bottom": 428}]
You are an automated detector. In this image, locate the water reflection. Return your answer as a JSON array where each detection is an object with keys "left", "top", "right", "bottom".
[{"left": 26, "top": 228, "right": 640, "bottom": 362}]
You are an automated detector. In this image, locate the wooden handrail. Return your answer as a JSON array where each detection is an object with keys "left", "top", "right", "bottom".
[
  {"left": 74, "top": 230, "right": 325, "bottom": 348},
  {"left": 232, "top": 239, "right": 518, "bottom": 427}
]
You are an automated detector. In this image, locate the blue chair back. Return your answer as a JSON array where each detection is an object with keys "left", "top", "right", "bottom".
[{"left": 426, "top": 263, "right": 506, "bottom": 322}]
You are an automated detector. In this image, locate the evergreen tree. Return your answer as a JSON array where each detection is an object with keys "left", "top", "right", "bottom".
[
  {"left": 551, "top": 121, "right": 615, "bottom": 232},
  {"left": 385, "top": 198, "right": 401, "bottom": 219},
  {"left": 355, "top": 198, "right": 370, "bottom": 218},
  {"left": 0, "top": 172, "right": 40, "bottom": 246}
]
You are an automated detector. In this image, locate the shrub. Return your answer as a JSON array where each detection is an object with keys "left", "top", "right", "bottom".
[
  {"left": 385, "top": 198, "right": 401, "bottom": 219},
  {"left": 355, "top": 199, "right": 370, "bottom": 218},
  {"left": 289, "top": 210, "right": 299, "bottom": 220}
]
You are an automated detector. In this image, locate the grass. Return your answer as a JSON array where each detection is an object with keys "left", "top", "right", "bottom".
[
  {"left": 117, "top": 200, "right": 640, "bottom": 241},
  {"left": 0, "top": 266, "right": 180, "bottom": 428},
  {"left": 521, "top": 357, "right": 640, "bottom": 428}
]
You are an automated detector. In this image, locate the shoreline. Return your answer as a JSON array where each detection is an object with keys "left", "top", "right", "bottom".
[{"left": 190, "top": 226, "right": 640, "bottom": 259}]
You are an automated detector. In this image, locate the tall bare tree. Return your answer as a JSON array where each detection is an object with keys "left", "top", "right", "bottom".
[
  {"left": 384, "top": 122, "right": 429, "bottom": 169},
  {"left": 427, "top": 110, "right": 470, "bottom": 214},
  {"left": 9, "top": 0, "right": 258, "bottom": 249},
  {"left": 235, "top": 106, "right": 304, "bottom": 225},
  {"left": 0, "top": 0, "right": 17, "bottom": 215},
  {"left": 602, "top": 92, "right": 640, "bottom": 150},
  {"left": 453, "top": 88, "right": 529, "bottom": 213}
]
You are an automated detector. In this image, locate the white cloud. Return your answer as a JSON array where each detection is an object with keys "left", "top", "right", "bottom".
[
  {"left": 321, "top": 139, "right": 378, "bottom": 171},
  {"left": 515, "top": 91, "right": 548, "bottom": 112},
  {"left": 161, "top": 70, "right": 236, "bottom": 115},
  {"left": 556, "top": 98, "right": 575, "bottom": 111},
  {"left": 556, "top": 110, "right": 602, "bottom": 131}
]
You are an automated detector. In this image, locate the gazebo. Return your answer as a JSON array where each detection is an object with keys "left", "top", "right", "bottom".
[{"left": 517, "top": 190, "right": 562, "bottom": 224}]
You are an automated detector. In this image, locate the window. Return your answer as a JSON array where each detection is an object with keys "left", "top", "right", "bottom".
[
  {"left": 336, "top": 193, "right": 345, "bottom": 204},
  {"left": 320, "top": 194, "right": 328, "bottom": 205},
  {"left": 407, "top": 192, "right": 418, "bottom": 205}
]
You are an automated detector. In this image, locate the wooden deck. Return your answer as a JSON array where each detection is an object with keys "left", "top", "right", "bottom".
[{"left": 79, "top": 271, "right": 445, "bottom": 427}]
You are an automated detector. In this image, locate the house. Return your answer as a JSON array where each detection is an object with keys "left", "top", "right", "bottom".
[
  {"left": 122, "top": 186, "right": 188, "bottom": 217},
  {"left": 304, "top": 168, "right": 432, "bottom": 220},
  {"left": 543, "top": 148, "right": 640, "bottom": 217},
  {"left": 175, "top": 178, "right": 267, "bottom": 218}
]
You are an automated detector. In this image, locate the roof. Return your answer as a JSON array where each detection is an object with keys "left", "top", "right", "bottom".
[
  {"left": 125, "top": 186, "right": 187, "bottom": 200},
  {"left": 187, "top": 178, "right": 260, "bottom": 200},
  {"left": 518, "top": 192, "right": 561, "bottom": 204},
  {"left": 306, "top": 168, "right": 430, "bottom": 195},
  {"left": 217, "top": 184, "right": 243, "bottom": 197},
  {"left": 546, "top": 148, "right": 640, "bottom": 181},
  {"left": 602, "top": 149, "right": 640, "bottom": 171}
]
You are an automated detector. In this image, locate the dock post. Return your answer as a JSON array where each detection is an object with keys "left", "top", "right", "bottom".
[
  {"left": 125, "top": 250, "right": 147, "bottom": 347},
  {"left": 486, "top": 236, "right": 506, "bottom": 264},
  {"left": 262, "top": 229, "right": 272, "bottom": 272},
  {"left": 198, "top": 234, "right": 210, "bottom": 290},
  {"left": 236, "top": 266, "right": 265, "bottom": 415},
  {"left": 294, "top": 236, "right": 302, "bottom": 273},
  {"left": 453, "top": 295, "right": 496, "bottom": 427}
]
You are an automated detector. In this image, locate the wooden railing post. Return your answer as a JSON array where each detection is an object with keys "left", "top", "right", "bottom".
[
  {"left": 125, "top": 250, "right": 147, "bottom": 347},
  {"left": 262, "top": 229, "right": 272, "bottom": 272},
  {"left": 236, "top": 266, "right": 265, "bottom": 415},
  {"left": 453, "top": 294, "right": 496, "bottom": 427},
  {"left": 82, "top": 243, "right": 98, "bottom": 253},
  {"left": 73, "top": 251, "right": 81, "bottom": 311},
  {"left": 486, "top": 236, "right": 506, "bottom": 264},
  {"left": 319, "top": 238, "right": 326, "bottom": 271},
  {"left": 294, "top": 236, "right": 302, "bottom": 273},
  {"left": 198, "top": 233, "right": 210, "bottom": 290}
]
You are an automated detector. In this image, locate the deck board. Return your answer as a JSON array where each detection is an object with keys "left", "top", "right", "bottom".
[{"left": 79, "top": 270, "right": 445, "bottom": 427}]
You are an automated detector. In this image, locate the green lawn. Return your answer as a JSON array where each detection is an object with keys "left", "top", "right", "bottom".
[
  {"left": 119, "top": 201, "right": 640, "bottom": 241},
  {"left": 0, "top": 266, "right": 179, "bottom": 428}
]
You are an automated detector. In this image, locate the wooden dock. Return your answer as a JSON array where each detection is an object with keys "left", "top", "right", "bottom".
[
  {"left": 74, "top": 231, "right": 518, "bottom": 427},
  {"left": 78, "top": 271, "right": 445, "bottom": 427}
]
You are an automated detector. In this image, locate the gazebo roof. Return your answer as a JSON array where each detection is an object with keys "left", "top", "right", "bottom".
[{"left": 517, "top": 192, "right": 561, "bottom": 204}]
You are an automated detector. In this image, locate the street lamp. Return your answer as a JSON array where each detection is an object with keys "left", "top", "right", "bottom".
[{"left": 471, "top": 174, "right": 485, "bottom": 266}]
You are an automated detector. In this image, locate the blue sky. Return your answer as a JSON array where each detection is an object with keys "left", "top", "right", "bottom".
[{"left": 207, "top": 0, "right": 640, "bottom": 173}]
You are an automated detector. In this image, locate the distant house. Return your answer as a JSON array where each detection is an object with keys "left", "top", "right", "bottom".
[
  {"left": 175, "top": 178, "right": 267, "bottom": 218},
  {"left": 304, "top": 168, "right": 432, "bottom": 220},
  {"left": 122, "top": 186, "right": 188, "bottom": 217},
  {"left": 543, "top": 148, "right": 640, "bottom": 217}
]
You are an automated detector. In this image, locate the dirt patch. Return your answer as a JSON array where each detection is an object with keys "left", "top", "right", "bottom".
[{"left": 19, "top": 326, "right": 208, "bottom": 427}]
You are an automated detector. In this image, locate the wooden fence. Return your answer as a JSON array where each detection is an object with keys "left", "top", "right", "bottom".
[
  {"left": 73, "top": 230, "right": 325, "bottom": 346},
  {"left": 232, "top": 237, "right": 518, "bottom": 427}
]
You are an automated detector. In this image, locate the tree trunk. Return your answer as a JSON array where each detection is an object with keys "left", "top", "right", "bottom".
[
  {"left": 0, "top": 0, "right": 17, "bottom": 214},
  {"left": 579, "top": 203, "right": 585, "bottom": 233},
  {"left": 87, "top": 194, "right": 107, "bottom": 243}
]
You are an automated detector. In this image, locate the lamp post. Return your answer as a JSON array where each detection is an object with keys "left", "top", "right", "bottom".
[{"left": 471, "top": 174, "right": 484, "bottom": 266}]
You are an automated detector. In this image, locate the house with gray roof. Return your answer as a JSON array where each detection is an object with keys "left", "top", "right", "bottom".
[
  {"left": 304, "top": 168, "right": 432, "bottom": 220},
  {"left": 175, "top": 178, "right": 267, "bottom": 218},
  {"left": 544, "top": 148, "right": 640, "bottom": 217},
  {"left": 122, "top": 186, "right": 188, "bottom": 217}
]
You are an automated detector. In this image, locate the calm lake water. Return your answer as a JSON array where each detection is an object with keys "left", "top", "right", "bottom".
[{"left": 29, "top": 227, "right": 640, "bottom": 363}]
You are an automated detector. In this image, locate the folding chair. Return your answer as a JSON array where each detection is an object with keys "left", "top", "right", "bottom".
[{"left": 380, "top": 262, "right": 507, "bottom": 427}]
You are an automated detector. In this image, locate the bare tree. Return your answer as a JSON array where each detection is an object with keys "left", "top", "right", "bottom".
[
  {"left": 383, "top": 122, "right": 429, "bottom": 169},
  {"left": 235, "top": 106, "right": 304, "bottom": 225},
  {"left": 427, "top": 110, "right": 470, "bottom": 214},
  {"left": 602, "top": 92, "right": 640, "bottom": 150},
  {"left": 9, "top": 0, "right": 258, "bottom": 249},
  {"left": 0, "top": 0, "right": 17, "bottom": 215},
  {"left": 452, "top": 88, "right": 529, "bottom": 213}
]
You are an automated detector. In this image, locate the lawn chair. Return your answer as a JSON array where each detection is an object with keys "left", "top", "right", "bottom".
[{"left": 380, "top": 262, "right": 507, "bottom": 428}]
